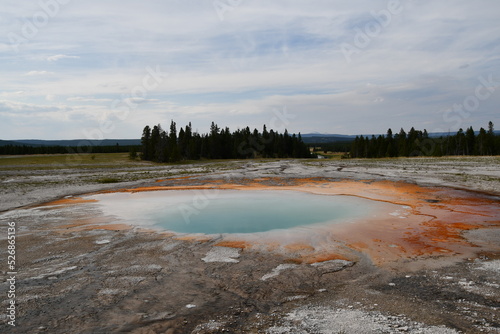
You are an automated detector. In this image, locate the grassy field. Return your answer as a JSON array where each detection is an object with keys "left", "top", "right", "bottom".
[
  {"left": 0, "top": 153, "right": 150, "bottom": 170},
  {"left": 2, "top": 152, "right": 499, "bottom": 169},
  {"left": 0, "top": 153, "right": 257, "bottom": 176}
]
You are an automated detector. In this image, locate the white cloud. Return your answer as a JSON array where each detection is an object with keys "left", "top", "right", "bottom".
[
  {"left": 0, "top": 91, "right": 25, "bottom": 98},
  {"left": 67, "top": 97, "right": 114, "bottom": 103},
  {"left": 47, "top": 54, "right": 80, "bottom": 62},
  {"left": 25, "top": 71, "right": 53, "bottom": 76},
  {"left": 0, "top": 99, "right": 66, "bottom": 114},
  {"left": 0, "top": 0, "right": 499, "bottom": 139}
]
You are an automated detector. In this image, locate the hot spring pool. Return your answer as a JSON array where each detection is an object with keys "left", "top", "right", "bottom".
[{"left": 88, "top": 190, "right": 383, "bottom": 234}]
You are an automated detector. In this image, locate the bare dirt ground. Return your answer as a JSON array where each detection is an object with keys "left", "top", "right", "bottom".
[{"left": 1, "top": 155, "right": 499, "bottom": 333}]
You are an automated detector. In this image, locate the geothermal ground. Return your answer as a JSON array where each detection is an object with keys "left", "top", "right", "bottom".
[{"left": 1, "top": 154, "right": 499, "bottom": 333}]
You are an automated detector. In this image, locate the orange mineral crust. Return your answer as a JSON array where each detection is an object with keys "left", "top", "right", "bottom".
[
  {"left": 39, "top": 178, "right": 499, "bottom": 267},
  {"left": 37, "top": 196, "right": 98, "bottom": 207}
]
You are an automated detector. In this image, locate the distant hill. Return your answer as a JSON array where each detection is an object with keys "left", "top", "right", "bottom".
[
  {"left": 0, "top": 140, "right": 25, "bottom": 147},
  {"left": 427, "top": 130, "right": 500, "bottom": 138},
  {"left": 2, "top": 130, "right": 499, "bottom": 147},
  {"left": 301, "top": 130, "right": 500, "bottom": 144},
  {"left": 0, "top": 139, "right": 141, "bottom": 147},
  {"left": 301, "top": 134, "right": 356, "bottom": 144}
]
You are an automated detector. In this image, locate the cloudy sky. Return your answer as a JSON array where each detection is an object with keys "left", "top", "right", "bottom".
[{"left": 1, "top": 0, "right": 499, "bottom": 139}]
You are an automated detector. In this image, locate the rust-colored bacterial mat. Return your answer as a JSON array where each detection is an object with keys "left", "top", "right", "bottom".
[{"left": 38, "top": 179, "right": 500, "bottom": 268}]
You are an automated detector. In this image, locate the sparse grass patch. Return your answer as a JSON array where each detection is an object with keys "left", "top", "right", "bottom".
[
  {"left": 95, "top": 177, "right": 121, "bottom": 184},
  {"left": 0, "top": 153, "right": 148, "bottom": 170}
]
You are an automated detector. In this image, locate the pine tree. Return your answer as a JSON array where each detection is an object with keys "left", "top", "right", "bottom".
[
  {"left": 477, "top": 128, "right": 487, "bottom": 155},
  {"left": 386, "top": 128, "right": 395, "bottom": 157},
  {"left": 487, "top": 121, "right": 495, "bottom": 155},
  {"left": 141, "top": 126, "right": 151, "bottom": 160},
  {"left": 178, "top": 127, "right": 186, "bottom": 158},
  {"left": 465, "top": 126, "right": 475, "bottom": 155},
  {"left": 168, "top": 120, "right": 181, "bottom": 162},
  {"left": 397, "top": 128, "right": 407, "bottom": 157},
  {"left": 456, "top": 128, "right": 466, "bottom": 155},
  {"left": 138, "top": 120, "right": 318, "bottom": 162},
  {"left": 150, "top": 125, "right": 161, "bottom": 161}
]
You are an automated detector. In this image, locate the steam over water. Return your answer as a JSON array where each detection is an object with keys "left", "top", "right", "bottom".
[{"left": 89, "top": 190, "right": 382, "bottom": 234}]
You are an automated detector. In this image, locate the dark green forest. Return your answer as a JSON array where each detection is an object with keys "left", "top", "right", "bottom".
[
  {"left": 350, "top": 121, "right": 499, "bottom": 158},
  {"left": 2, "top": 121, "right": 499, "bottom": 160},
  {"left": 0, "top": 143, "right": 140, "bottom": 156},
  {"left": 140, "top": 121, "right": 311, "bottom": 162}
]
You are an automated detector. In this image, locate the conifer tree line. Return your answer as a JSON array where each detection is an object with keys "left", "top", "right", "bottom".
[
  {"left": 350, "top": 121, "right": 499, "bottom": 158},
  {"left": 0, "top": 143, "right": 139, "bottom": 155},
  {"left": 140, "top": 120, "right": 311, "bottom": 162}
]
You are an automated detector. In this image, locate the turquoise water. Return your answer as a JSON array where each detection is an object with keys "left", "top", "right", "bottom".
[{"left": 91, "top": 190, "right": 378, "bottom": 234}]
